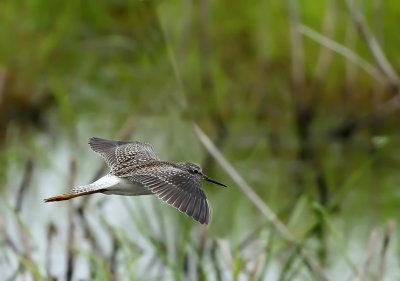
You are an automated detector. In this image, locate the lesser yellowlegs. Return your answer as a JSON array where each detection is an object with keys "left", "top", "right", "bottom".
[{"left": 44, "top": 137, "right": 226, "bottom": 224}]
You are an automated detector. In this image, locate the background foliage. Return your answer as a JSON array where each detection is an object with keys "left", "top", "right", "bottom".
[{"left": 0, "top": 0, "right": 399, "bottom": 280}]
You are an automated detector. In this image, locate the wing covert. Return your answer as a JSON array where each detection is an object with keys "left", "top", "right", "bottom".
[{"left": 88, "top": 137, "right": 159, "bottom": 173}]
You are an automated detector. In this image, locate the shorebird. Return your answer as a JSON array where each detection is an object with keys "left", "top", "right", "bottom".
[{"left": 44, "top": 137, "right": 226, "bottom": 224}]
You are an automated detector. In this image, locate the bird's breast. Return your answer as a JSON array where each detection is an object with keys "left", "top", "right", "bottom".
[{"left": 103, "top": 176, "right": 153, "bottom": 196}]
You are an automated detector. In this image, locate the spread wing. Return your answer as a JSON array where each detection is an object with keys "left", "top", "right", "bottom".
[
  {"left": 129, "top": 165, "right": 210, "bottom": 224},
  {"left": 88, "top": 137, "right": 159, "bottom": 174}
]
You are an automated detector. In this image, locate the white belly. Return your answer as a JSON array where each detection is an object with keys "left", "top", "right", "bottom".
[{"left": 97, "top": 175, "right": 153, "bottom": 196}]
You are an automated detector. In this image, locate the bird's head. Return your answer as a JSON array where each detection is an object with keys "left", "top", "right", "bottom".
[{"left": 176, "top": 162, "right": 227, "bottom": 187}]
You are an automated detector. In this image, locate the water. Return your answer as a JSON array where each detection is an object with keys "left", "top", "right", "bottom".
[{"left": 1, "top": 122, "right": 399, "bottom": 280}]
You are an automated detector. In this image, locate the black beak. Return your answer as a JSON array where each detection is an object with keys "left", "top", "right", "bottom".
[{"left": 203, "top": 175, "right": 227, "bottom": 187}]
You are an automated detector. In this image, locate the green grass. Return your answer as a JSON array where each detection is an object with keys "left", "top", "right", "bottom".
[{"left": 0, "top": 0, "right": 399, "bottom": 280}]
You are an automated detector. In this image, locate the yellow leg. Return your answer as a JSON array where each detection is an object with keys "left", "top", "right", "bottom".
[{"left": 44, "top": 189, "right": 106, "bottom": 202}]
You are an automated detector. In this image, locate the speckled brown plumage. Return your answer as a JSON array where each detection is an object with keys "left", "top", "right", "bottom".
[
  {"left": 45, "top": 137, "right": 227, "bottom": 225},
  {"left": 88, "top": 137, "right": 159, "bottom": 174}
]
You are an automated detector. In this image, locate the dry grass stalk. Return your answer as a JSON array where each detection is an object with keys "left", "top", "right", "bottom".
[
  {"left": 298, "top": 24, "right": 386, "bottom": 84},
  {"left": 345, "top": 0, "right": 400, "bottom": 90},
  {"left": 194, "top": 124, "right": 330, "bottom": 281},
  {"left": 357, "top": 229, "right": 378, "bottom": 281},
  {"left": 375, "top": 220, "right": 395, "bottom": 281}
]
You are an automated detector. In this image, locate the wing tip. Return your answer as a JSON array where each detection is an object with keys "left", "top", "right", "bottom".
[
  {"left": 88, "top": 137, "right": 111, "bottom": 146},
  {"left": 88, "top": 137, "right": 119, "bottom": 154},
  {"left": 152, "top": 190, "right": 210, "bottom": 225},
  {"left": 195, "top": 199, "right": 210, "bottom": 225},
  {"left": 88, "top": 137, "right": 137, "bottom": 149},
  {"left": 173, "top": 194, "right": 210, "bottom": 225}
]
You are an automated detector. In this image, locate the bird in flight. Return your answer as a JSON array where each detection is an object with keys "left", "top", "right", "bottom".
[{"left": 44, "top": 137, "right": 227, "bottom": 224}]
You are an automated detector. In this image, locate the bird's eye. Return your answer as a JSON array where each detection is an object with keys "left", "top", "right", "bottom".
[{"left": 192, "top": 169, "right": 199, "bottom": 174}]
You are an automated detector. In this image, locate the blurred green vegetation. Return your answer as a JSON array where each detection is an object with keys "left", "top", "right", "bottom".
[{"left": 0, "top": 0, "right": 399, "bottom": 280}]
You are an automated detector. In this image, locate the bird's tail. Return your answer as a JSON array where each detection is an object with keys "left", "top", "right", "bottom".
[
  {"left": 44, "top": 175, "right": 119, "bottom": 203},
  {"left": 44, "top": 189, "right": 106, "bottom": 202}
]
